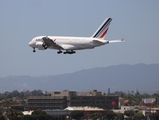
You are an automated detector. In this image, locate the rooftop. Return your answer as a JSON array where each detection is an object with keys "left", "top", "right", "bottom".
[{"left": 64, "top": 106, "right": 104, "bottom": 111}]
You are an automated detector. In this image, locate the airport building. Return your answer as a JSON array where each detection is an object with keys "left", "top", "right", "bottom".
[{"left": 27, "top": 90, "right": 118, "bottom": 110}]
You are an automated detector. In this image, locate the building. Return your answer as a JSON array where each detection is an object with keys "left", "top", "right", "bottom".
[
  {"left": 68, "top": 95, "right": 118, "bottom": 109},
  {"left": 47, "top": 90, "right": 76, "bottom": 97},
  {"left": 28, "top": 96, "right": 67, "bottom": 110},
  {"left": 142, "top": 98, "right": 157, "bottom": 105},
  {"left": 65, "top": 106, "right": 107, "bottom": 119},
  {"left": 27, "top": 90, "right": 119, "bottom": 110},
  {"left": 118, "top": 97, "right": 125, "bottom": 108},
  {"left": 113, "top": 106, "right": 135, "bottom": 114}
]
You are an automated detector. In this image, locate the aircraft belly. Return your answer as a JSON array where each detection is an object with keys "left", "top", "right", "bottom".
[
  {"left": 57, "top": 43, "right": 93, "bottom": 50},
  {"left": 73, "top": 44, "right": 94, "bottom": 50}
]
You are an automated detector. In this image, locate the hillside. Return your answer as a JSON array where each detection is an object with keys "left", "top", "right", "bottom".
[{"left": 0, "top": 63, "right": 159, "bottom": 93}]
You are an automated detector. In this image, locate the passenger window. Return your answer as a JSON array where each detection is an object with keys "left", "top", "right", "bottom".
[{"left": 36, "top": 39, "right": 41, "bottom": 41}]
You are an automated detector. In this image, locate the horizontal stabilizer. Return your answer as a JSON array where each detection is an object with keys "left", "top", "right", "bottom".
[
  {"left": 93, "top": 40, "right": 109, "bottom": 45},
  {"left": 108, "top": 38, "right": 124, "bottom": 43}
]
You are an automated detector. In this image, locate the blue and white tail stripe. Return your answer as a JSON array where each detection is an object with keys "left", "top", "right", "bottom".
[{"left": 92, "top": 18, "right": 112, "bottom": 39}]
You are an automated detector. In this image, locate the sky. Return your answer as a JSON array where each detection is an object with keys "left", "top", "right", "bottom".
[{"left": 0, "top": 1, "right": 159, "bottom": 77}]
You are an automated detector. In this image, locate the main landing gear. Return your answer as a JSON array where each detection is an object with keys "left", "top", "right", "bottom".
[
  {"left": 57, "top": 50, "right": 62, "bottom": 54},
  {"left": 57, "top": 50, "right": 76, "bottom": 54},
  {"left": 64, "top": 50, "right": 76, "bottom": 54}
]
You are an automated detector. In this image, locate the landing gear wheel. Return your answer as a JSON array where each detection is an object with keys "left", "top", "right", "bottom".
[
  {"left": 57, "top": 50, "right": 62, "bottom": 54},
  {"left": 44, "top": 46, "right": 47, "bottom": 49},
  {"left": 63, "top": 52, "right": 67, "bottom": 54},
  {"left": 33, "top": 48, "right": 36, "bottom": 52},
  {"left": 63, "top": 50, "right": 76, "bottom": 54}
]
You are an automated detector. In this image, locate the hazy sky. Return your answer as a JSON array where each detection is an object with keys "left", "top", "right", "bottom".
[{"left": 0, "top": 1, "right": 159, "bottom": 77}]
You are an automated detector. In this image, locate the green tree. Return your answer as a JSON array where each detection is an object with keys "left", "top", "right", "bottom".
[
  {"left": 31, "top": 90, "right": 44, "bottom": 96},
  {"left": 149, "top": 111, "right": 159, "bottom": 120},
  {"left": 11, "top": 90, "right": 21, "bottom": 98},
  {"left": 38, "top": 114, "right": 47, "bottom": 120},
  {"left": 133, "top": 112, "right": 144, "bottom": 120},
  {"left": 0, "top": 93, "right": 5, "bottom": 101},
  {"left": 8, "top": 109, "right": 23, "bottom": 120},
  {"left": 31, "top": 109, "right": 47, "bottom": 115},
  {"left": 70, "top": 111, "right": 84, "bottom": 120},
  {"left": 0, "top": 113, "right": 5, "bottom": 120},
  {"left": 124, "top": 110, "right": 134, "bottom": 119},
  {"left": 106, "top": 111, "right": 116, "bottom": 119},
  {"left": 31, "top": 109, "right": 54, "bottom": 120},
  {"left": 115, "top": 112, "right": 124, "bottom": 120},
  {"left": 91, "top": 112, "right": 102, "bottom": 120},
  {"left": 23, "top": 115, "right": 33, "bottom": 120}
]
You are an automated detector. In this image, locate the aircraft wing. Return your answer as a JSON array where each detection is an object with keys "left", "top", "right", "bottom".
[{"left": 42, "top": 36, "right": 63, "bottom": 49}]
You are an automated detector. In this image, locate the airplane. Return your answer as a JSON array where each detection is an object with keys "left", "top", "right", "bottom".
[{"left": 29, "top": 18, "right": 123, "bottom": 54}]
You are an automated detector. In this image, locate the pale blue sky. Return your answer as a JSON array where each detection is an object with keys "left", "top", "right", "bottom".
[{"left": 0, "top": 1, "right": 159, "bottom": 77}]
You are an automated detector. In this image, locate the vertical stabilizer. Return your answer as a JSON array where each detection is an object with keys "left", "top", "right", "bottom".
[{"left": 92, "top": 18, "right": 112, "bottom": 39}]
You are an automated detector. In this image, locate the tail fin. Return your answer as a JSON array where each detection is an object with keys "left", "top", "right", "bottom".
[{"left": 92, "top": 18, "right": 112, "bottom": 39}]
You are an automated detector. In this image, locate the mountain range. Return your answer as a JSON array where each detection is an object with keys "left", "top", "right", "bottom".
[{"left": 0, "top": 63, "right": 159, "bottom": 94}]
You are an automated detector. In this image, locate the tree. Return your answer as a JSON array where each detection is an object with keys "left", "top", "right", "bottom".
[
  {"left": 32, "top": 109, "right": 47, "bottom": 115},
  {"left": 115, "top": 112, "right": 124, "bottom": 120},
  {"left": 38, "top": 114, "right": 48, "bottom": 120},
  {"left": 24, "top": 112, "right": 52, "bottom": 120},
  {"left": 23, "top": 115, "right": 33, "bottom": 120},
  {"left": 31, "top": 90, "right": 44, "bottom": 96},
  {"left": 124, "top": 110, "right": 134, "bottom": 119},
  {"left": 8, "top": 109, "right": 23, "bottom": 120},
  {"left": 133, "top": 112, "right": 144, "bottom": 120},
  {"left": 149, "top": 111, "right": 159, "bottom": 120},
  {"left": 70, "top": 111, "right": 84, "bottom": 120},
  {"left": 31, "top": 109, "right": 54, "bottom": 120},
  {"left": 0, "top": 93, "right": 5, "bottom": 101},
  {"left": 106, "top": 111, "right": 116, "bottom": 119},
  {"left": 0, "top": 113, "right": 5, "bottom": 120},
  {"left": 91, "top": 112, "right": 102, "bottom": 120},
  {"left": 11, "top": 90, "right": 21, "bottom": 98}
]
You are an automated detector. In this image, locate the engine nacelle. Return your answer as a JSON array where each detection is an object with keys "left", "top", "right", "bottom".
[{"left": 35, "top": 42, "right": 45, "bottom": 50}]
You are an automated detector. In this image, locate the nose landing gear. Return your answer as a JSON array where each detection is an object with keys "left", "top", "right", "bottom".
[{"left": 33, "top": 48, "right": 36, "bottom": 52}]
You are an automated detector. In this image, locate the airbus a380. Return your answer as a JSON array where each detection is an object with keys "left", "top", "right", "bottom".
[{"left": 29, "top": 18, "right": 123, "bottom": 54}]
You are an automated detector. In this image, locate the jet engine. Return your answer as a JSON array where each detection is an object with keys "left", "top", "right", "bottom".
[{"left": 35, "top": 42, "right": 47, "bottom": 50}]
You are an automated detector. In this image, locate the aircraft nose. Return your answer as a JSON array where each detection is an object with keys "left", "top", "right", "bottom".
[{"left": 29, "top": 41, "right": 33, "bottom": 47}]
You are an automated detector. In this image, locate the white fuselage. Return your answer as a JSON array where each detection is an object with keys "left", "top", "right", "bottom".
[
  {"left": 28, "top": 18, "right": 123, "bottom": 54},
  {"left": 29, "top": 36, "right": 108, "bottom": 50}
]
